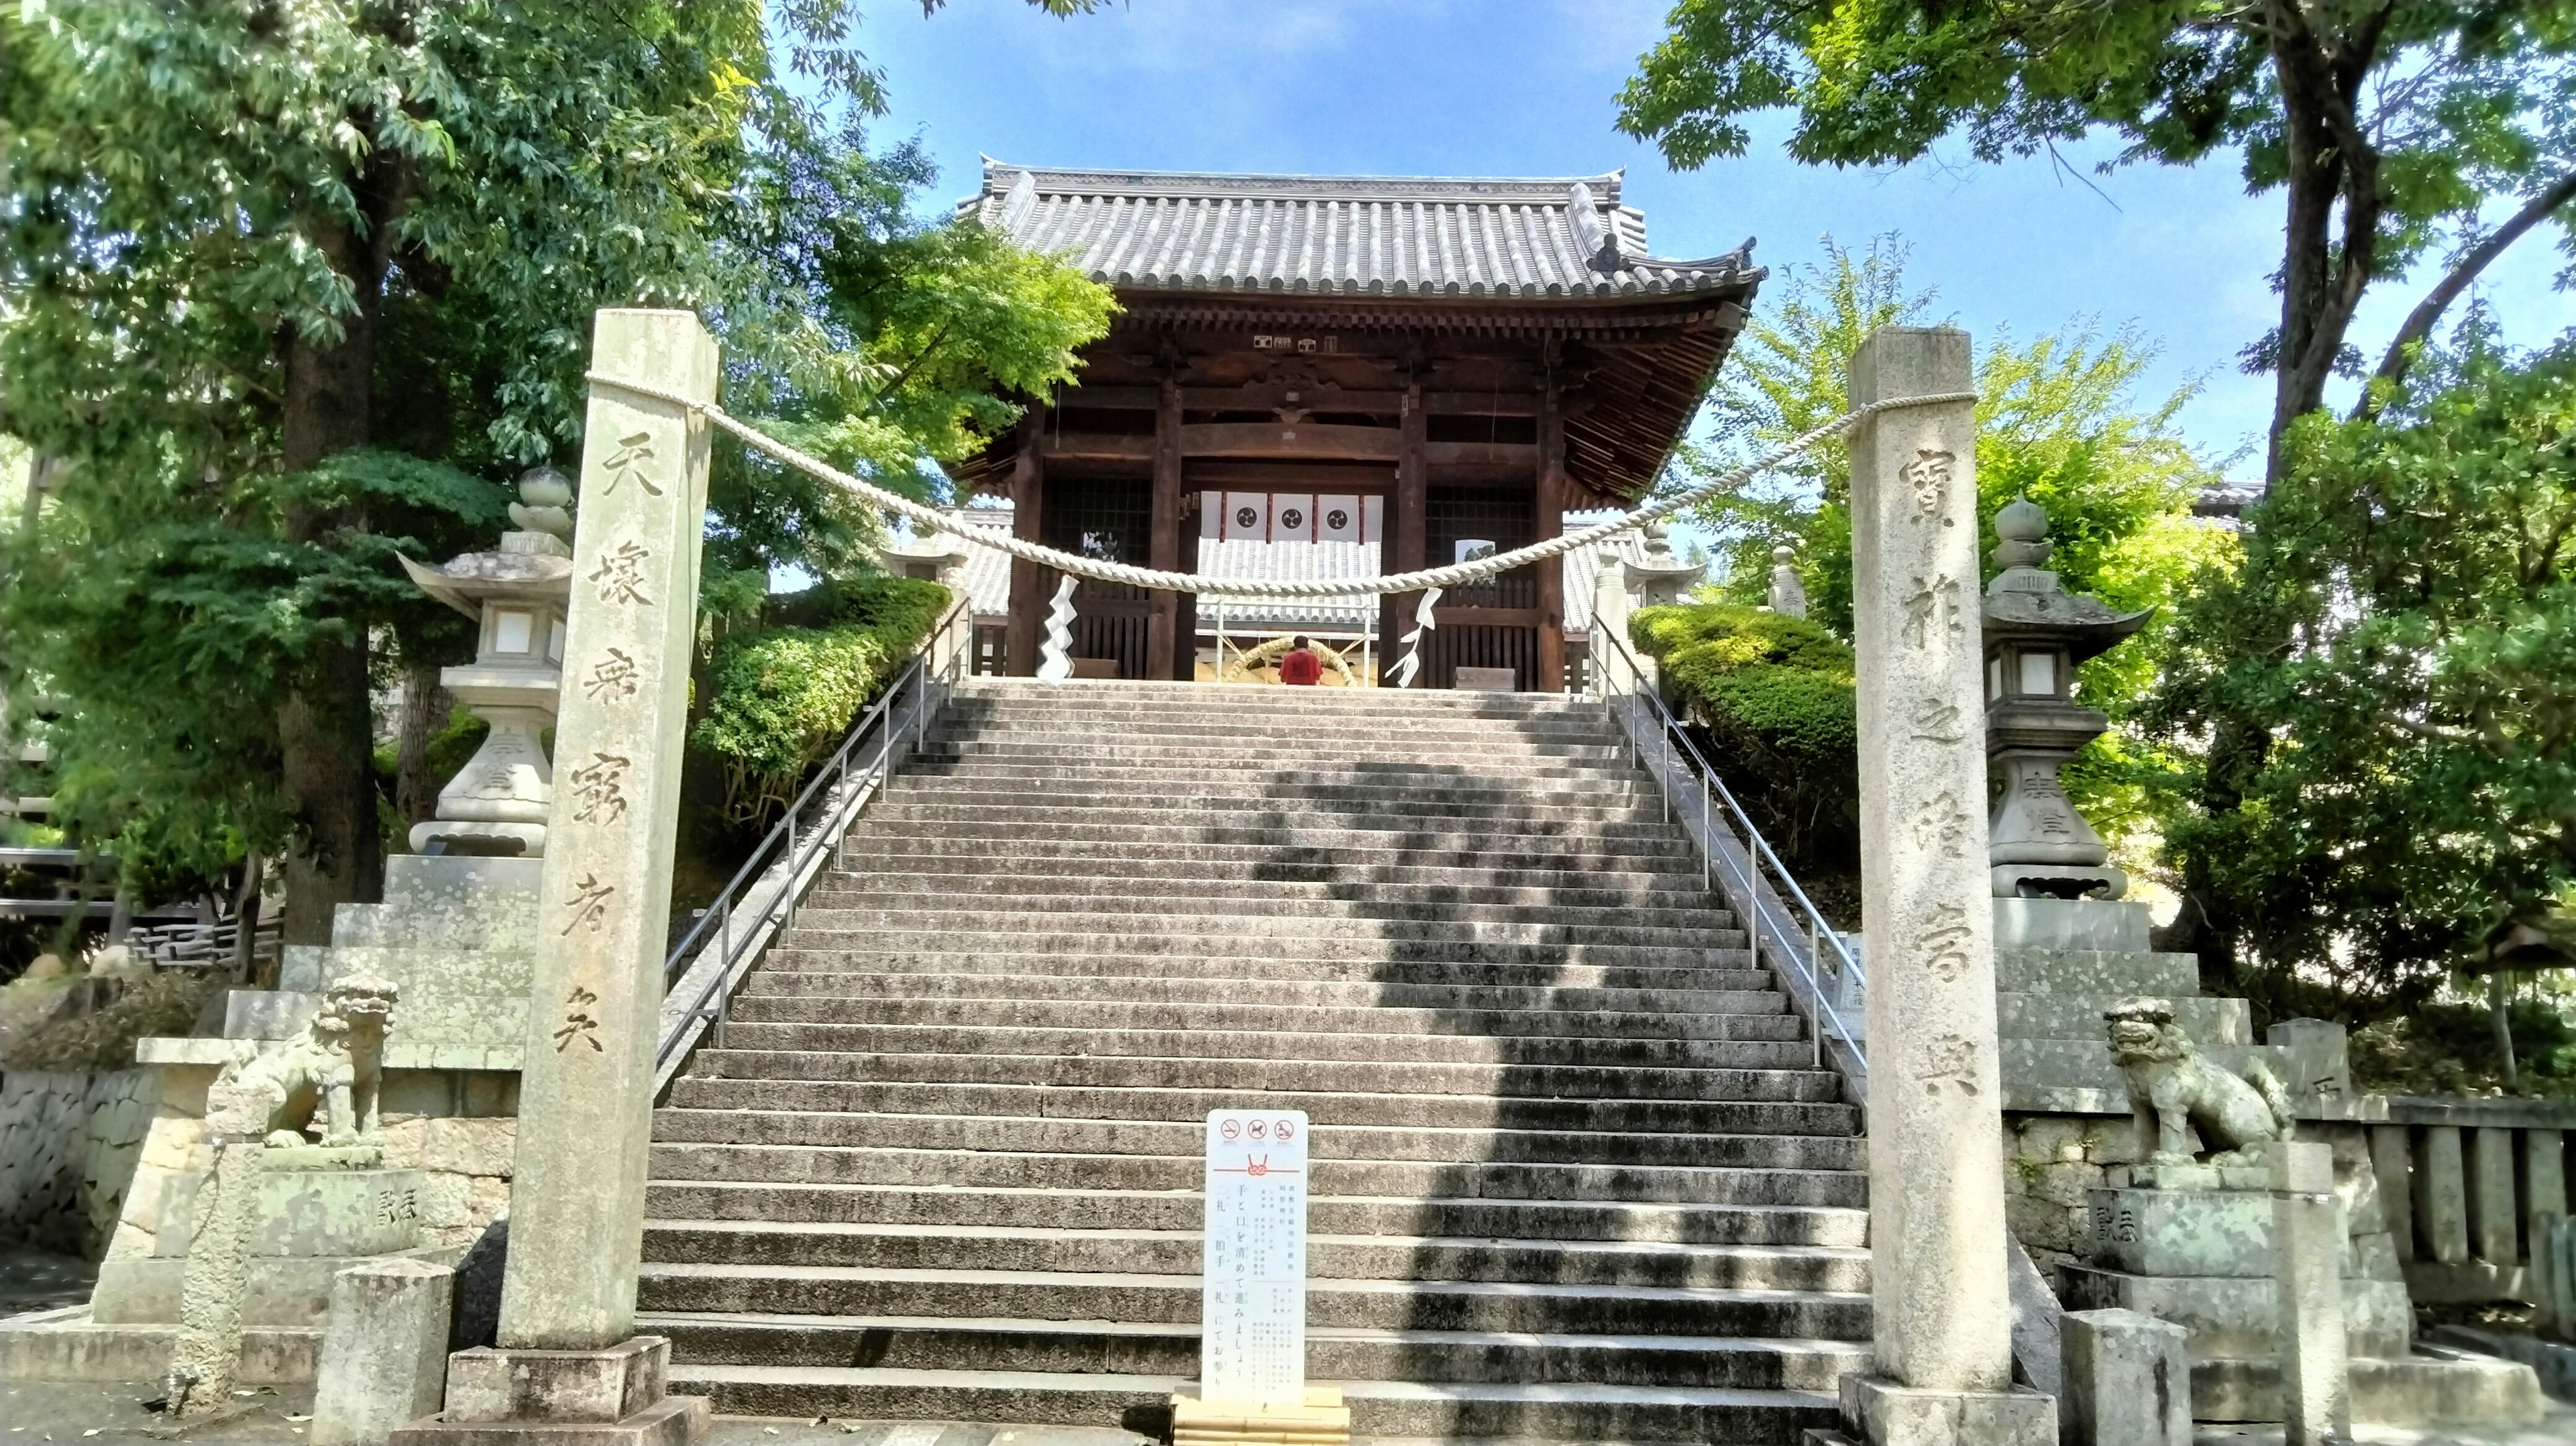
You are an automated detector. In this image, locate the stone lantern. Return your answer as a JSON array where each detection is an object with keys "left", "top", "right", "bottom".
[
  {"left": 1623, "top": 520, "right": 1705, "bottom": 607},
  {"left": 1982, "top": 498, "right": 2147, "bottom": 899},
  {"left": 397, "top": 467, "right": 576, "bottom": 856}
]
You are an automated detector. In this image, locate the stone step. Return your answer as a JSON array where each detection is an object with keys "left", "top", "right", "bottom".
[
  {"left": 704, "top": 1022, "right": 1818, "bottom": 1070},
  {"left": 796, "top": 889, "right": 1731, "bottom": 931},
  {"left": 682, "top": 1050, "right": 1847, "bottom": 1104},
  {"left": 825, "top": 859, "right": 1721, "bottom": 899},
  {"left": 735, "top": 970, "right": 1784, "bottom": 1017},
  {"left": 946, "top": 685, "right": 1613, "bottom": 718},
  {"left": 1993, "top": 948, "right": 2202, "bottom": 997},
  {"left": 1997, "top": 990, "right": 2250, "bottom": 1045},
  {"left": 645, "top": 1144, "right": 1867, "bottom": 1206},
  {"left": 850, "top": 805, "right": 1682, "bottom": 840},
  {"left": 914, "top": 738, "right": 1635, "bottom": 767},
  {"left": 716, "top": 997, "right": 1803, "bottom": 1044},
  {"left": 891, "top": 769, "right": 1650, "bottom": 804},
  {"left": 663, "top": 1078, "right": 1859, "bottom": 1136},
  {"left": 637, "top": 1263, "right": 1872, "bottom": 1339},
  {"left": 782, "top": 910, "right": 1744, "bottom": 950},
  {"left": 649, "top": 1110, "right": 1862, "bottom": 1171},
  {"left": 656, "top": 1360, "right": 1841, "bottom": 1442},
  {"left": 867, "top": 791, "right": 1667, "bottom": 828},
  {"left": 840, "top": 826, "right": 1695, "bottom": 866},
  {"left": 750, "top": 950, "right": 1764, "bottom": 989},
  {"left": 640, "top": 1221, "right": 1872, "bottom": 1292},
  {"left": 771, "top": 928, "right": 1747, "bottom": 964},
  {"left": 641, "top": 1182, "right": 1870, "bottom": 1246},
  {"left": 906, "top": 757, "right": 1638, "bottom": 789},
  {"left": 643, "top": 1312, "right": 1870, "bottom": 1390}
]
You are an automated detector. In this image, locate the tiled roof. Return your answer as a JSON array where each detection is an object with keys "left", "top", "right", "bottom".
[
  {"left": 963, "top": 162, "right": 1756, "bottom": 300},
  {"left": 898, "top": 505, "right": 1668, "bottom": 637}
]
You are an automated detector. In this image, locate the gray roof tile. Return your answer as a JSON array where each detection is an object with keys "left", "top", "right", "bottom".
[{"left": 965, "top": 162, "right": 1754, "bottom": 301}]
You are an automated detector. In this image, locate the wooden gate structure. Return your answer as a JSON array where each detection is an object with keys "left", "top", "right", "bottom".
[{"left": 942, "top": 164, "right": 1762, "bottom": 689}]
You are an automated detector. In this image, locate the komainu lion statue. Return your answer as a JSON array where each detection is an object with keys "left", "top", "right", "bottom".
[
  {"left": 2104, "top": 996, "right": 2296, "bottom": 1167},
  {"left": 204, "top": 975, "right": 398, "bottom": 1147}
]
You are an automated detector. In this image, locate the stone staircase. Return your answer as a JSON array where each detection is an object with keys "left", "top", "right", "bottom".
[{"left": 638, "top": 678, "right": 1869, "bottom": 1444}]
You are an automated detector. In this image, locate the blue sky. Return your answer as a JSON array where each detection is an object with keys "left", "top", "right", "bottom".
[{"left": 851, "top": 0, "right": 2571, "bottom": 482}]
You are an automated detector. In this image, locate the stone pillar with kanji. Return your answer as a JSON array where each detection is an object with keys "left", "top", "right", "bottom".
[
  {"left": 392, "top": 309, "right": 716, "bottom": 1446},
  {"left": 1834, "top": 327, "right": 2056, "bottom": 1446}
]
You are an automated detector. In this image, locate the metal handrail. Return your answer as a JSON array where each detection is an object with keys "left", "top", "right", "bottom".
[
  {"left": 654, "top": 600, "right": 972, "bottom": 1078},
  {"left": 1591, "top": 626, "right": 1868, "bottom": 1072}
]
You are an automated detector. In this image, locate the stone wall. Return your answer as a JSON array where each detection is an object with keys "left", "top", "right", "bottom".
[
  {"left": 108, "top": 1060, "right": 519, "bottom": 1260},
  {"left": 0, "top": 1068, "right": 154, "bottom": 1257}
]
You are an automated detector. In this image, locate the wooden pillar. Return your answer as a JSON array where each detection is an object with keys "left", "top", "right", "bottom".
[
  {"left": 1005, "top": 412, "right": 1047, "bottom": 677},
  {"left": 1383, "top": 383, "right": 1429, "bottom": 687},
  {"left": 1534, "top": 378, "right": 1566, "bottom": 693},
  {"left": 1146, "top": 376, "right": 1184, "bottom": 679}
]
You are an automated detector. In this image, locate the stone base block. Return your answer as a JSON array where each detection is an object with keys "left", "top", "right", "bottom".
[
  {"left": 387, "top": 1394, "right": 708, "bottom": 1446},
  {"left": 0, "top": 1304, "right": 320, "bottom": 1383},
  {"left": 1837, "top": 1373, "right": 2056, "bottom": 1446},
  {"left": 145, "top": 1166, "right": 427, "bottom": 1258},
  {"left": 392, "top": 1338, "right": 706, "bottom": 1446},
  {"left": 93, "top": 1245, "right": 450, "bottom": 1327},
  {"left": 2059, "top": 1266, "right": 2410, "bottom": 1359},
  {"left": 446, "top": 1338, "right": 669, "bottom": 1424},
  {"left": 2191, "top": 1349, "right": 2544, "bottom": 1427},
  {"left": 2427, "top": 1325, "right": 2576, "bottom": 1404},
  {"left": 1990, "top": 863, "right": 2127, "bottom": 899},
  {"left": 2084, "top": 1182, "right": 2392, "bottom": 1280},
  {"left": 1994, "top": 897, "right": 2151, "bottom": 952}
]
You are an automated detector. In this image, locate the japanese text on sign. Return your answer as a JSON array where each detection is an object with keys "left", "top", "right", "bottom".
[{"left": 1201, "top": 1109, "right": 1308, "bottom": 1406}]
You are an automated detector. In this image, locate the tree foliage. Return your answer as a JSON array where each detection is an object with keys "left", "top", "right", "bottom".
[
  {"left": 2142, "top": 333, "right": 2576, "bottom": 1020},
  {"left": 1618, "top": 2, "right": 2576, "bottom": 474},
  {"left": 0, "top": 1, "right": 1109, "bottom": 934}
]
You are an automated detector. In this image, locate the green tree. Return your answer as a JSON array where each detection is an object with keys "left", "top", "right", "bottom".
[
  {"left": 1618, "top": 1, "right": 2576, "bottom": 477},
  {"left": 2142, "top": 331, "right": 2576, "bottom": 1021},
  {"left": 0, "top": 1, "right": 1108, "bottom": 940},
  {"left": 1688, "top": 236, "right": 2228, "bottom": 752}
]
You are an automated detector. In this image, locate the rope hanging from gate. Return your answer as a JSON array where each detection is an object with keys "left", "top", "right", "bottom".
[{"left": 583, "top": 371, "right": 1975, "bottom": 684}]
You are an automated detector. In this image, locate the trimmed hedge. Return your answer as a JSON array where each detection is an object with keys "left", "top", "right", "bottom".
[
  {"left": 692, "top": 576, "right": 951, "bottom": 824},
  {"left": 1631, "top": 603, "right": 1858, "bottom": 870}
]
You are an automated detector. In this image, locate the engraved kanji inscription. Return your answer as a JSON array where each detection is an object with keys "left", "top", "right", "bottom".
[
  {"left": 1909, "top": 698, "right": 1966, "bottom": 745},
  {"left": 1915, "top": 900, "right": 1974, "bottom": 983},
  {"left": 552, "top": 985, "right": 602, "bottom": 1053},
  {"left": 561, "top": 872, "right": 615, "bottom": 936},
  {"left": 1900, "top": 573, "right": 1965, "bottom": 652},
  {"left": 584, "top": 647, "right": 641, "bottom": 701},
  {"left": 1910, "top": 791, "right": 1971, "bottom": 860},
  {"left": 602, "top": 431, "right": 664, "bottom": 498},
  {"left": 1903, "top": 449, "right": 1955, "bottom": 520},
  {"left": 568, "top": 753, "right": 632, "bottom": 825},
  {"left": 589, "top": 541, "right": 652, "bottom": 606},
  {"left": 1919, "top": 1032, "right": 1980, "bottom": 1097}
]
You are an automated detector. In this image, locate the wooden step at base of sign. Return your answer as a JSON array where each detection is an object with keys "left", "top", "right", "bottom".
[{"left": 1172, "top": 1388, "right": 1352, "bottom": 1446}]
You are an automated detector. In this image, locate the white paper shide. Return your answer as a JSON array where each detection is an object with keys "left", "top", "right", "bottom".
[{"left": 1201, "top": 1109, "right": 1309, "bottom": 1405}]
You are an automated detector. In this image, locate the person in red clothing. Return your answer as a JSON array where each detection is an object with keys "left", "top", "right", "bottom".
[{"left": 1277, "top": 636, "right": 1323, "bottom": 686}]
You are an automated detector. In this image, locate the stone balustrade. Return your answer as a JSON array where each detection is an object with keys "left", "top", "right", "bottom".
[{"left": 2332, "top": 1095, "right": 2573, "bottom": 1306}]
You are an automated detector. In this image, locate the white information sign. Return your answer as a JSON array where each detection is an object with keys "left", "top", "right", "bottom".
[{"left": 1201, "top": 1108, "right": 1309, "bottom": 1406}]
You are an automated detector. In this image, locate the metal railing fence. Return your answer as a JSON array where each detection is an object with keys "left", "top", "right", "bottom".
[
  {"left": 653, "top": 600, "right": 974, "bottom": 1085},
  {"left": 1591, "top": 626, "right": 1869, "bottom": 1087}
]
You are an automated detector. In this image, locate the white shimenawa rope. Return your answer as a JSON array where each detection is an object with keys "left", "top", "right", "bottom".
[{"left": 583, "top": 370, "right": 1974, "bottom": 683}]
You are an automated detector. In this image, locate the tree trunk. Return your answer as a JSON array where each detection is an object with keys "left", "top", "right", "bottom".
[
  {"left": 394, "top": 662, "right": 451, "bottom": 828},
  {"left": 276, "top": 225, "right": 386, "bottom": 946}
]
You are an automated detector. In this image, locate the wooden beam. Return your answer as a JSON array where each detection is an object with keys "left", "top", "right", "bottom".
[
  {"left": 1184, "top": 461, "right": 1395, "bottom": 491},
  {"left": 1057, "top": 382, "right": 1543, "bottom": 419},
  {"left": 1179, "top": 422, "right": 1401, "bottom": 461},
  {"left": 1424, "top": 441, "right": 1539, "bottom": 469},
  {"left": 1146, "top": 377, "right": 1183, "bottom": 679},
  {"left": 1535, "top": 373, "right": 1567, "bottom": 693},
  {"left": 1005, "top": 417, "right": 1046, "bottom": 678},
  {"left": 1041, "top": 433, "right": 1156, "bottom": 463}
]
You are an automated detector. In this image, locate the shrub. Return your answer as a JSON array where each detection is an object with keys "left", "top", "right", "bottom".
[
  {"left": 692, "top": 577, "right": 950, "bottom": 825},
  {"left": 1631, "top": 603, "right": 1858, "bottom": 873}
]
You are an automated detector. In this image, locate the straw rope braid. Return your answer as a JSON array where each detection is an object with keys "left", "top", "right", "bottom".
[{"left": 582, "top": 371, "right": 1974, "bottom": 599}]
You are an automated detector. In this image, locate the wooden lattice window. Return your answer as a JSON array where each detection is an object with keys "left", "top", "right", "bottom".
[{"left": 1426, "top": 485, "right": 1536, "bottom": 610}]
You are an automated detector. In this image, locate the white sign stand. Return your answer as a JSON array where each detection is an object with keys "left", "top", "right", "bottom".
[{"left": 1175, "top": 1109, "right": 1348, "bottom": 1446}]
